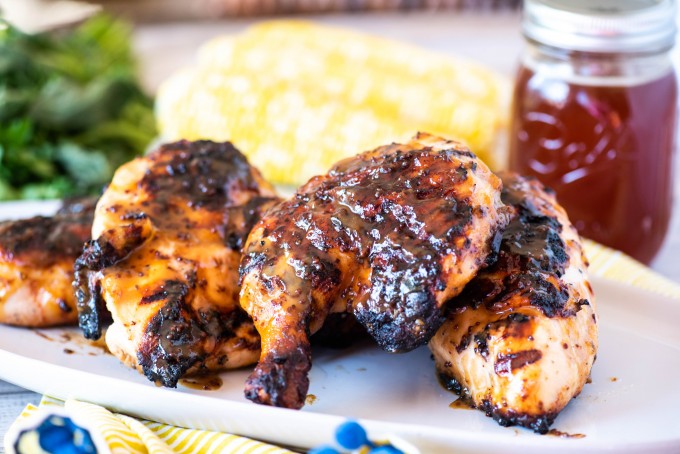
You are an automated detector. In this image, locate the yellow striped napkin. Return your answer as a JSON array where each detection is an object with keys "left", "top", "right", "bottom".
[
  {"left": 583, "top": 240, "right": 680, "bottom": 300},
  {"left": 7, "top": 397, "right": 294, "bottom": 454}
]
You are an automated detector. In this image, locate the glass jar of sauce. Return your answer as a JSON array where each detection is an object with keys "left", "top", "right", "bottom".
[{"left": 509, "top": 0, "right": 677, "bottom": 264}]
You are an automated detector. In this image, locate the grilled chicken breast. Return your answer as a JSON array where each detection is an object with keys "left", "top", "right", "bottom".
[
  {"left": 0, "top": 198, "right": 95, "bottom": 327},
  {"left": 239, "top": 133, "right": 511, "bottom": 409},
  {"left": 429, "top": 172, "right": 597, "bottom": 433},
  {"left": 74, "top": 140, "right": 278, "bottom": 387}
]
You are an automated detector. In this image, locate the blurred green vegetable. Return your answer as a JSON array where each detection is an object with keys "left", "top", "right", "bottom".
[{"left": 0, "top": 14, "right": 156, "bottom": 200}]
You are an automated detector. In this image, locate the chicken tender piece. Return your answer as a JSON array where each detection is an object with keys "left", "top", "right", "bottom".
[
  {"left": 240, "top": 133, "right": 511, "bottom": 409},
  {"left": 0, "top": 198, "right": 95, "bottom": 327},
  {"left": 74, "top": 140, "right": 278, "bottom": 387},
  {"left": 429, "top": 172, "right": 598, "bottom": 433}
]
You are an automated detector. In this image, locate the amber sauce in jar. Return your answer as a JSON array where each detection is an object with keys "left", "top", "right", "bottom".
[
  {"left": 510, "top": 64, "right": 677, "bottom": 263},
  {"left": 509, "top": 0, "right": 678, "bottom": 264}
]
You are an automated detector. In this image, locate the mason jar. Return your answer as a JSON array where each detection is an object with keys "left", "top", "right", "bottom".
[{"left": 508, "top": 0, "right": 677, "bottom": 264}]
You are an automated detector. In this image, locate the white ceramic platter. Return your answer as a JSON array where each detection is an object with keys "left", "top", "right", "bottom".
[{"left": 0, "top": 203, "right": 679, "bottom": 453}]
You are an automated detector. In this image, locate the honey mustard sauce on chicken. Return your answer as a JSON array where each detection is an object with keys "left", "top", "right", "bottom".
[
  {"left": 74, "top": 140, "right": 279, "bottom": 387},
  {"left": 0, "top": 198, "right": 96, "bottom": 327},
  {"left": 239, "top": 133, "right": 512, "bottom": 409},
  {"left": 429, "top": 172, "right": 597, "bottom": 433}
]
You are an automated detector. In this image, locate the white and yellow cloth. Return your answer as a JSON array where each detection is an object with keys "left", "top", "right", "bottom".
[
  {"left": 7, "top": 397, "right": 294, "bottom": 454},
  {"left": 583, "top": 240, "right": 680, "bottom": 300}
]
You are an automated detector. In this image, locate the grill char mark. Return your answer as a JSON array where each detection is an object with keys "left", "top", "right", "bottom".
[
  {"left": 0, "top": 197, "right": 96, "bottom": 266},
  {"left": 241, "top": 135, "right": 510, "bottom": 409},
  {"left": 74, "top": 223, "right": 148, "bottom": 340},
  {"left": 250, "top": 148, "right": 482, "bottom": 353},
  {"left": 140, "top": 140, "right": 263, "bottom": 212},
  {"left": 451, "top": 174, "right": 572, "bottom": 318},
  {"left": 433, "top": 172, "right": 595, "bottom": 434},
  {"left": 437, "top": 370, "right": 557, "bottom": 434},
  {"left": 73, "top": 140, "right": 277, "bottom": 361}
]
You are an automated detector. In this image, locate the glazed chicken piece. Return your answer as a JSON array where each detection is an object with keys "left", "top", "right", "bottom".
[
  {"left": 429, "top": 172, "right": 598, "bottom": 433},
  {"left": 240, "top": 133, "right": 511, "bottom": 409},
  {"left": 0, "top": 198, "right": 95, "bottom": 327},
  {"left": 74, "top": 140, "right": 279, "bottom": 387}
]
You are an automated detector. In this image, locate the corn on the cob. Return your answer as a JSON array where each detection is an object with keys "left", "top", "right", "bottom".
[{"left": 156, "top": 20, "right": 510, "bottom": 185}]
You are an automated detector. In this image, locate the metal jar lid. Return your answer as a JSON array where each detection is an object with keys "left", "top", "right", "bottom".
[{"left": 523, "top": 0, "right": 677, "bottom": 53}]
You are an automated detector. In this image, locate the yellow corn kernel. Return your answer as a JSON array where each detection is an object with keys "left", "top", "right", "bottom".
[{"left": 157, "top": 20, "right": 510, "bottom": 185}]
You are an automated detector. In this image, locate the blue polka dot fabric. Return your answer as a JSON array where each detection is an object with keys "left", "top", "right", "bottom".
[
  {"left": 13, "top": 414, "right": 97, "bottom": 454},
  {"left": 309, "top": 420, "right": 407, "bottom": 454}
]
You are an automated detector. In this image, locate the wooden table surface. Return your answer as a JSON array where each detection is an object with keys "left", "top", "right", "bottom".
[{"left": 1, "top": 12, "right": 679, "bottom": 452}]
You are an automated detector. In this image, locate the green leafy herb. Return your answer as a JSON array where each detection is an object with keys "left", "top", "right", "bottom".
[{"left": 0, "top": 14, "right": 156, "bottom": 200}]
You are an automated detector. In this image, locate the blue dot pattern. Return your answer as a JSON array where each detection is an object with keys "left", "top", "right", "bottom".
[
  {"left": 336, "top": 421, "right": 369, "bottom": 450},
  {"left": 15, "top": 415, "right": 97, "bottom": 454},
  {"left": 308, "top": 420, "right": 405, "bottom": 454}
]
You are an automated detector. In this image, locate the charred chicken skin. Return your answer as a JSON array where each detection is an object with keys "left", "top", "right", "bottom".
[
  {"left": 0, "top": 198, "right": 95, "bottom": 327},
  {"left": 240, "top": 133, "right": 511, "bottom": 409},
  {"left": 74, "top": 140, "right": 278, "bottom": 387},
  {"left": 429, "top": 172, "right": 597, "bottom": 433}
]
